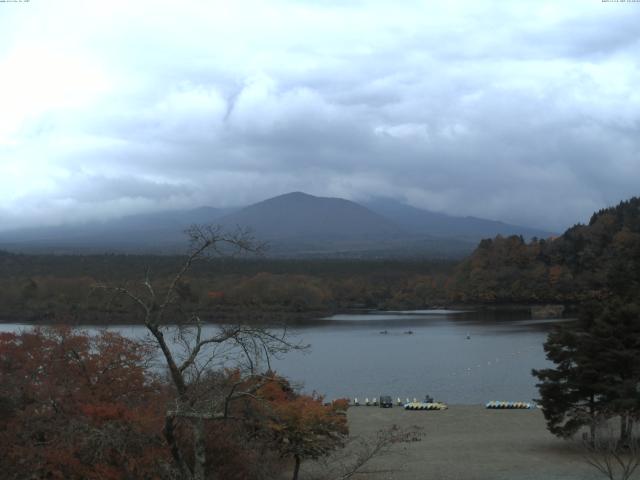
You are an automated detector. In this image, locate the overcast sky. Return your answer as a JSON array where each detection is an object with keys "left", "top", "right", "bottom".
[{"left": 1, "top": 0, "right": 639, "bottom": 232}]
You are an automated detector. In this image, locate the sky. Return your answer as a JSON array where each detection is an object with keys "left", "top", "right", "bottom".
[{"left": 0, "top": 0, "right": 639, "bottom": 232}]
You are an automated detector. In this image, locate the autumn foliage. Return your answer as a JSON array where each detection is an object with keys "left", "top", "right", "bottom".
[
  {"left": 450, "top": 197, "right": 640, "bottom": 304},
  {"left": 0, "top": 329, "right": 350, "bottom": 480},
  {"left": 251, "top": 375, "right": 349, "bottom": 480},
  {"left": 0, "top": 327, "right": 168, "bottom": 479}
]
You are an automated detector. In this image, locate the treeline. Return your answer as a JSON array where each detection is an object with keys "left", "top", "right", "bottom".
[
  {"left": 531, "top": 200, "right": 640, "bottom": 448},
  {"left": 0, "top": 327, "right": 349, "bottom": 479},
  {"left": 0, "top": 254, "right": 455, "bottom": 322},
  {"left": 3, "top": 196, "right": 638, "bottom": 322},
  {"left": 1, "top": 228, "right": 424, "bottom": 479},
  {"left": 449, "top": 197, "right": 640, "bottom": 304}
]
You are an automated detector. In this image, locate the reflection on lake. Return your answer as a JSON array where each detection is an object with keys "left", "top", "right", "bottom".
[{"left": 0, "top": 309, "right": 572, "bottom": 404}]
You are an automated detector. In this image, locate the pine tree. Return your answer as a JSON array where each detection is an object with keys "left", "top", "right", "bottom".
[
  {"left": 533, "top": 299, "right": 640, "bottom": 443},
  {"left": 585, "top": 300, "right": 640, "bottom": 444},
  {"left": 533, "top": 321, "right": 605, "bottom": 441}
]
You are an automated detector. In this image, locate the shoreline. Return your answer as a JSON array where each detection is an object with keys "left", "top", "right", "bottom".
[
  {"left": 306, "top": 405, "right": 603, "bottom": 480},
  {"left": 0, "top": 303, "right": 571, "bottom": 325}
]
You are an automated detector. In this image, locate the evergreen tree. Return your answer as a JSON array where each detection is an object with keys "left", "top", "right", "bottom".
[
  {"left": 585, "top": 300, "right": 640, "bottom": 443},
  {"left": 534, "top": 299, "right": 640, "bottom": 443},
  {"left": 533, "top": 320, "right": 605, "bottom": 441}
]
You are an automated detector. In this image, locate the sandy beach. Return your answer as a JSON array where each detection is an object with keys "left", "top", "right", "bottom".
[{"left": 302, "top": 406, "right": 617, "bottom": 480}]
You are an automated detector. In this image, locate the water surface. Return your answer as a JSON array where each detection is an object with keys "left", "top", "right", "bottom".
[{"left": 0, "top": 309, "right": 569, "bottom": 404}]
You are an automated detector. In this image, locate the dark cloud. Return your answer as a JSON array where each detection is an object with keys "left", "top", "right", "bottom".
[
  {"left": 0, "top": 0, "right": 639, "bottom": 232},
  {"left": 58, "top": 175, "right": 192, "bottom": 204}
]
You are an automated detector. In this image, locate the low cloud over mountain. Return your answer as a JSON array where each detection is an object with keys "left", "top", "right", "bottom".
[
  {"left": 1, "top": 1, "right": 639, "bottom": 233},
  {"left": 0, "top": 192, "right": 555, "bottom": 257}
]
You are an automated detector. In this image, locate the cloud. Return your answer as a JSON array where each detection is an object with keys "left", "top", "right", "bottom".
[{"left": 0, "top": 0, "right": 639, "bottom": 232}]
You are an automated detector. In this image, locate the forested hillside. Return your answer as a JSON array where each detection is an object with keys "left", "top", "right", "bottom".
[
  {"left": 0, "top": 254, "right": 454, "bottom": 323},
  {"left": 449, "top": 197, "right": 640, "bottom": 304},
  {"left": 2, "top": 198, "right": 638, "bottom": 323}
]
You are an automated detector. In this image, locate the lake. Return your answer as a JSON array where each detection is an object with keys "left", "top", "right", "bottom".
[{"left": 0, "top": 309, "right": 569, "bottom": 405}]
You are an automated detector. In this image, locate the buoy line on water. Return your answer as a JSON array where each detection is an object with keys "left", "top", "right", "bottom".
[
  {"left": 445, "top": 344, "right": 540, "bottom": 378},
  {"left": 432, "top": 344, "right": 541, "bottom": 398},
  {"left": 343, "top": 342, "right": 543, "bottom": 409}
]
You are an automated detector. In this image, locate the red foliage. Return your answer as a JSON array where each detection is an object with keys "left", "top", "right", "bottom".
[
  {"left": 203, "top": 421, "right": 284, "bottom": 480},
  {"left": 0, "top": 331, "right": 351, "bottom": 480},
  {"left": 255, "top": 376, "right": 349, "bottom": 466},
  {"left": 0, "top": 327, "right": 169, "bottom": 479}
]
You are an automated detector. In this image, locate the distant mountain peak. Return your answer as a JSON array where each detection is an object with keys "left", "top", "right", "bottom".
[
  {"left": 264, "top": 191, "right": 339, "bottom": 202},
  {"left": 277, "top": 191, "right": 313, "bottom": 198},
  {"left": 0, "top": 192, "right": 555, "bottom": 257},
  {"left": 262, "top": 191, "right": 317, "bottom": 202}
]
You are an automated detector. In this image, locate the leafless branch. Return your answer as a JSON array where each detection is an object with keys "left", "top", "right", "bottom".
[
  {"left": 582, "top": 421, "right": 640, "bottom": 480},
  {"left": 91, "top": 224, "right": 300, "bottom": 480},
  {"left": 304, "top": 425, "right": 424, "bottom": 480}
]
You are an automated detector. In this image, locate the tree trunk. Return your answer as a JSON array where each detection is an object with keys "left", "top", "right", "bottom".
[
  {"left": 589, "top": 398, "right": 597, "bottom": 446},
  {"left": 292, "top": 455, "right": 301, "bottom": 480},
  {"left": 620, "top": 413, "right": 631, "bottom": 446},
  {"left": 148, "top": 324, "right": 187, "bottom": 395},
  {"left": 589, "top": 420, "right": 597, "bottom": 446},
  {"left": 164, "top": 414, "right": 192, "bottom": 479},
  {"left": 193, "top": 417, "right": 207, "bottom": 480}
]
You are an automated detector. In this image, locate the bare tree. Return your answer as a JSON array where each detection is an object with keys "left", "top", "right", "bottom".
[
  {"left": 303, "top": 424, "right": 424, "bottom": 480},
  {"left": 95, "top": 225, "right": 303, "bottom": 480},
  {"left": 582, "top": 419, "right": 640, "bottom": 480}
]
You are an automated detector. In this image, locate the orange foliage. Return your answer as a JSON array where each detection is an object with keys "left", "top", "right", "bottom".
[
  {"left": 548, "top": 265, "right": 564, "bottom": 286},
  {"left": 0, "top": 328, "right": 169, "bottom": 479},
  {"left": 0, "top": 332, "right": 351, "bottom": 479},
  {"left": 255, "top": 376, "right": 349, "bottom": 475}
]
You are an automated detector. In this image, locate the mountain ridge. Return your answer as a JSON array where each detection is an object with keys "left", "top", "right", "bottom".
[
  {"left": 362, "top": 197, "right": 554, "bottom": 239},
  {"left": 0, "top": 192, "right": 556, "bottom": 257},
  {"left": 215, "top": 192, "right": 404, "bottom": 241}
]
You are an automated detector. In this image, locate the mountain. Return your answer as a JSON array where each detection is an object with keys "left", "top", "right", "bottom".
[
  {"left": 217, "top": 192, "right": 403, "bottom": 241},
  {"left": 363, "top": 197, "right": 554, "bottom": 240},
  {"left": 211, "top": 192, "right": 421, "bottom": 256},
  {"left": 0, "top": 207, "right": 233, "bottom": 253},
  {"left": 0, "top": 192, "right": 555, "bottom": 258}
]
